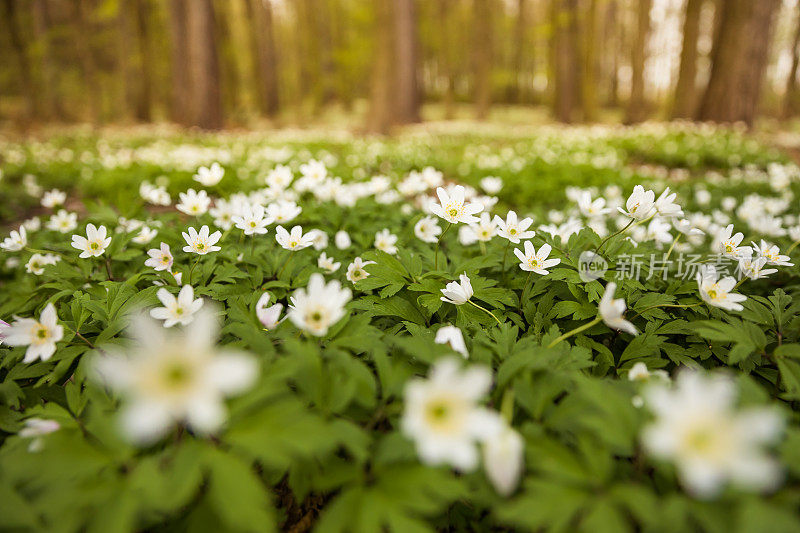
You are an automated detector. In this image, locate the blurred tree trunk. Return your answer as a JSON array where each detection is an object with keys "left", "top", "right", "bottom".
[
  {"left": 581, "top": 0, "right": 598, "bottom": 121},
  {"left": 697, "top": 0, "right": 778, "bottom": 126},
  {"left": 473, "top": 0, "right": 492, "bottom": 120},
  {"left": 168, "top": 0, "right": 190, "bottom": 124},
  {"left": 32, "top": 0, "right": 61, "bottom": 120},
  {"left": 438, "top": 0, "right": 456, "bottom": 118},
  {"left": 395, "top": 0, "right": 420, "bottom": 123},
  {"left": 671, "top": 0, "right": 702, "bottom": 119},
  {"left": 784, "top": 6, "right": 800, "bottom": 118},
  {"left": 511, "top": 0, "right": 527, "bottom": 104},
  {"left": 118, "top": 0, "right": 136, "bottom": 120},
  {"left": 185, "top": 0, "right": 223, "bottom": 128},
  {"left": 247, "top": 0, "right": 280, "bottom": 117},
  {"left": 605, "top": 0, "right": 619, "bottom": 107},
  {"left": 71, "top": 0, "right": 102, "bottom": 123},
  {"left": 317, "top": 0, "right": 337, "bottom": 106},
  {"left": 3, "top": 0, "right": 38, "bottom": 122},
  {"left": 552, "top": 0, "right": 580, "bottom": 122},
  {"left": 134, "top": 0, "right": 154, "bottom": 121},
  {"left": 119, "top": 0, "right": 153, "bottom": 121},
  {"left": 625, "top": 0, "right": 651, "bottom": 124},
  {"left": 367, "top": 0, "right": 395, "bottom": 133}
]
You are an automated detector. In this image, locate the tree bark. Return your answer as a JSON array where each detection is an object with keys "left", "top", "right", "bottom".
[
  {"left": 395, "top": 0, "right": 420, "bottom": 123},
  {"left": 184, "top": 0, "right": 223, "bottom": 129},
  {"left": 3, "top": 0, "right": 38, "bottom": 122},
  {"left": 511, "top": 0, "right": 527, "bottom": 104},
  {"left": 32, "top": 0, "right": 61, "bottom": 120},
  {"left": 366, "top": 0, "right": 395, "bottom": 133},
  {"left": 438, "top": 0, "right": 455, "bottom": 118},
  {"left": 552, "top": 0, "right": 580, "bottom": 122},
  {"left": 581, "top": 0, "right": 598, "bottom": 121},
  {"left": 672, "top": 0, "right": 703, "bottom": 119},
  {"left": 247, "top": 0, "right": 280, "bottom": 117},
  {"left": 473, "top": 0, "right": 492, "bottom": 120},
  {"left": 167, "top": 0, "right": 190, "bottom": 124},
  {"left": 134, "top": 0, "right": 154, "bottom": 121},
  {"left": 784, "top": 6, "right": 800, "bottom": 118},
  {"left": 625, "top": 0, "right": 651, "bottom": 124},
  {"left": 696, "top": 0, "right": 779, "bottom": 126}
]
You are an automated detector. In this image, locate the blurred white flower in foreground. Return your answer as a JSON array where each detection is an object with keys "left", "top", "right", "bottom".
[
  {"left": 401, "top": 357, "right": 503, "bottom": 471},
  {"left": 93, "top": 308, "right": 258, "bottom": 445},
  {"left": 150, "top": 285, "right": 204, "bottom": 328},
  {"left": 256, "top": 292, "right": 283, "bottom": 330},
  {"left": 642, "top": 370, "right": 783, "bottom": 499},
  {"left": 1, "top": 303, "right": 63, "bottom": 362},
  {"left": 19, "top": 418, "right": 60, "bottom": 452},
  {"left": 71, "top": 224, "right": 111, "bottom": 258},
  {"left": 288, "top": 273, "right": 351, "bottom": 336},
  {"left": 482, "top": 424, "right": 524, "bottom": 496},
  {"left": 598, "top": 282, "right": 638, "bottom": 335}
]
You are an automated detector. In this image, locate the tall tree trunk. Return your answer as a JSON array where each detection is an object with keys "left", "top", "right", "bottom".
[
  {"left": 438, "top": 0, "right": 455, "bottom": 118},
  {"left": 671, "top": 0, "right": 703, "bottom": 119},
  {"left": 581, "top": 0, "right": 598, "bottom": 121},
  {"left": 511, "top": 0, "right": 527, "bottom": 104},
  {"left": 395, "top": 0, "right": 420, "bottom": 123},
  {"left": 185, "top": 0, "right": 223, "bottom": 129},
  {"left": 473, "top": 0, "right": 492, "bottom": 119},
  {"left": 167, "top": 0, "right": 190, "bottom": 124},
  {"left": 784, "top": 6, "right": 800, "bottom": 118},
  {"left": 247, "top": 0, "right": 280, "bottom": 117},
  {"left": 697, "top": 0, "right": 779, "bottom": 126},
  {"left": 552, "top": 0, "right": 580, "bottom": 122},
  {"left": 3, "top": 0, "right": 38, "bottom": 122},
  {"left": 366, "top": 0, "right": 395, "bottom": 133},
  {"left": 606, "top": 0, "right": 620, "bottom": 107},
  {"left": 134, "top": 0, "right": 154, "bottom": 121},
  {"left": 625, "top": 0, "right": 651, "bottom": 124},
  {"left": 32, "top": 0, "right": 60, "bottom": 120}
]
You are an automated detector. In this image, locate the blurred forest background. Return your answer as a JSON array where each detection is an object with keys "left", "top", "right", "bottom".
[{"left": 2, "top": 0, "right": 800, "bottom": 133}]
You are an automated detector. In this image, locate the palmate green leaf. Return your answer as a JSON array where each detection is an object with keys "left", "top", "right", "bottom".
[{"left": 691, "top": 319, "right": 767, "bottom": 365}]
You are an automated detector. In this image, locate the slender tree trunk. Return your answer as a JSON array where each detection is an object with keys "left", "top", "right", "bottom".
[
  {"left": 784, "top": 6, "right": 800, "bottom": 118},
  {"left": 473, "top": 0, "right": 492, "bottom": 119},
  {"left": 167, "top": 0, "right": 190, "bottom": 124},
  {"left": 581, "top": 0, "right": 598, "bottom": 121},
  {"left": 366, "top": 0, "right": 395, "bottom": 133},
  {"left": 395, "top": 0, "right": 420, "bottom": 123},
  {"left": 438, "top": 0, "right": 455, "bottom": 118},
  {"left": 697, "top": 0, "right": 779, "bottom": 126},
  {"left": 511, "top": 0, "right": 527, "bottom": 104},
  {"left": 185, "top": 0, "right": 223, "bottom": 128},
  {"left": 672, "top": 0, "right": 703, "bottom": 119},
  {"left": 32, "top": 0, "right": 60, "bottom": 120},
  {"left": 3, "top": 0, "right": 38, "bottom": 122},
  {"left": 552, "top": 0, "right": 580, "bottom": 122},
  {"left": 134, "top": 0, "right": 154, "bottom": 121},
  {"left": 607, "top": 0, "right": 620, "bottom": 107},
  {"left": 625, "top": 0, "right": 651, "bottom": 124},
  {"left": 247, "top": 0, "right": 280, "bottom": 117}
]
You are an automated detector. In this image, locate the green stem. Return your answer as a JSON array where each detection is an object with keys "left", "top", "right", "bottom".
[
  {"left": 188, "top": 256, "right": 201, "bottom": 285},
  {"left": 787, "top": 240, "right": 800, "bottom": 255},
  {"left": 500, "top": 389, "right": 515, "bottom": 423},
  {"left": 467, "top": 299, "right": 502, "bottom": 326},
  {"left": 733, "top": 277, "right": 747, "bottom": 291},
  {"left": 501, "top": 241, "right": 511, "bottom": 281},
  {"left": 277, "top": 252, "right": 293, "bottom": 278},
  {"left": 547, "top": 316, "right": 602, "bottom": 348},
  {"left": 434, "top": 223, "right": 453, "bottom": 270},
  {"left": 596, "top": 219, "right": 635, "bottom": 254},
  {"left": 663, "top": 233, "right": 681, "bottom": 263},
  {"left": 518, "top": 271, "right": 533, "bottom": 314},
  {"left": 479, "top": 241, "right": 487, "bottom": 256}
]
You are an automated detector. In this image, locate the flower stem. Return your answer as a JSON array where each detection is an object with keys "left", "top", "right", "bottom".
[
  {"left": 547, "top": 316, "right": 602, "bottom": 348},
  {"left": 518, "top": 271, "right": 533, "bottom": 314},
  {"left": 501, "top": 241, "right": 511, "bottom": 281},
  {"left": 663, "top": 233, "right": 681, "bottom": 263},
  {"left": 787, "top": 239, "right": 800, "bottom": 255},
  {"left": 468, "top": 299, "right": 502, "bottom": 326},
  {"left": 188, "top": 256, "right": 201, "bottom": 285},
  {"left": 500, "top": 388, "right": 514, "bottom": 423},
  {"left": 596, "top": 219, "right": 635, "bottom": 254},
  {"left": 277, "top": 252, "right": 293, "bottom": 278},
  {"left": 434, "top": 223, "right": 453, "bottom": 270}
]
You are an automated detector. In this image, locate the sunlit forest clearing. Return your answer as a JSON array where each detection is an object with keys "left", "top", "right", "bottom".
[{"left": 4, "top": 1, "right": 800, "bottom": 532}]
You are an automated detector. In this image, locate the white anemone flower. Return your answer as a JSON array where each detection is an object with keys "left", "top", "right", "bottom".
[
  {"left": 335, "top": 230, "right": 352, "bottom": 249},
  {"left": 1, "top": 303, "right": 64, "bottom": 362},
  {"left": 737, "top": 254, "right": 777, "bottom": 281},
  {"left": 232, "top": 203, "right": 271, "bottom": 236},
  {"left": 275, "top": 225, "right": 315, "bottom": 251},
  {"left": 41, "top": 189, "right": 66, "bottom": 209},
  {"left": 19, "top": 418, "right": 61, "bottom": 452},
  {"left": 93, "top": 308, "right": 258, "bottom": 444},
  {"left": 642, "top": 370, "right": 783, "bottom": 499},
  {"left": 712, "top": 224, "right": 744, "bottom": 259},
  {"left": 266, "top": 200, "right": 302, "bottom": 224},
  {"left": 1, "top": 226, "right": 27, "bottom": 252},
  {"left": 434, "top": 325, "right": 468, "bottom": 358},
  {"left": 374, "top": 229, "right": 399, "bottom": 255},
  {"left": 256, "top": 293, "right": 283, "bottom": 329},
  {"left": 618, "top": 185, "right": 657, "bottom": 220},
  {"left": 414, "top": 216, "right": 443, "bottom": 243},
  {"left": 346, "top": 257, "right": 376, "bottom": 283},
  {"left": 145, "top": 243, "right": 174, "bottom": 272},
  {"left": 401, "top": 357, "right": 503, "bottom": 471},
  {"left": 598, "top": 282, "right": 638, "bottom": 335},
  {"left": 46, "top": 210, "right": 78, "bottom": 233},
  {"left": 318, "top": 252, "right": 341, "bottom": 273},
  {"left": 494, "top": 211, "right": 535, "bottom": 244},
  {"left": 751, "top": 240, "right": 793, "bottom": 267},
  {"left": 430, "top": 185, "right": 483, "bottom": 225},
  {"left": 25, "top": 253, "right": 58, "bottom": 275},
  {"left": 71, "top": 224, "right": 111, "bottom": 258},
  {"left": 654, "top": 187, "right": 683, "bottom": 218},
  {"left": 287, "top": 273, "right": 352, "bottom": 336},
  {"left": 193, "top": 163, "right": 224, "bottom": 187},
  {"left": 482, "top": 424, "right": 525, "bottom": 496},
  {"left": 441, "top": 273, "right": 474, "bottom": 305},
  {"left": 182, "top": 225, "right": 222, "bottom": 255},
  {"left": 513, "top": 241, "right": 560, "bottom": 275},
  {"left": 479, "top": 176, "right": 503, "bottom": 194},
  {"left": 697, "top": 266, "right": 747, "bottom": 312},
  {"left": 176, "top": 189, "right": 211, "bottom": 216},
  {"left": 150, "top": 285, "right": 204, "bottom": 328}
]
